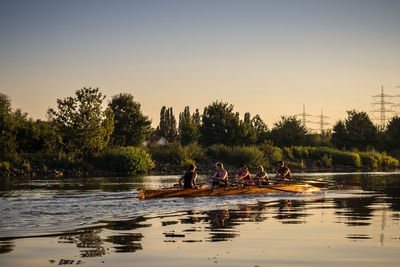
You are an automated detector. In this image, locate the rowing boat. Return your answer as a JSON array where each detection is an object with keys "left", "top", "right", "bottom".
[{"left": 138, "top": 184, "right": 320, "bottom": 199}]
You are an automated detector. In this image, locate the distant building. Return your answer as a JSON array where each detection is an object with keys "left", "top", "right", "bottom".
[{"left": 142, "top": 136, "right": 167, "bottom": 146}]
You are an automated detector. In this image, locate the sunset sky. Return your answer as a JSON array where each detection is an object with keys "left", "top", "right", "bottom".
[{"left": 1, "top": 0, "right": 399, "bottom": 129}]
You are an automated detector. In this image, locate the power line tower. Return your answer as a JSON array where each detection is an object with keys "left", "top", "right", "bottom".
[
  {"left": 318, "top": 108, "right": 330, "bottom": 133},
  {"left": 296, "top": 104, "right": 313, "bottom": 129},
  {"left": 371, "top": 86, "right": 395, "bottom": 128},
  {"left": 392, "top": 85, "right": 400, "bottom": 115}
]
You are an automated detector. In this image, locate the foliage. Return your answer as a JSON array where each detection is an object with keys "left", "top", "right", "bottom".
[
  {"left": 332, "top": 110, "right": 378, "bottom": 150},
  {"left": 251, "top": 114, "right": 269, "bottom": 143},
  {"left": 108, "top": 93, "right": 151, "bottom": 146},
  {"left": 48, "top": 87, "right": 114, "bottom": 154},
  {"left": 200, "top": 101, "right": 256, "bottom": 146},
  {"left": 258, "top": 141, "right": 283, "bottom": 168},
  {"left": 21, "top": 160, "right": 32, "bottom": 172},
  {"left": 147, "top": 142, "right": 204, "bottom": 166},
  {"left": 0, "top": 93, "right": 17, "bottom": 154},
  {"left": 270, "top": 116, "right": 307, "bottom": 147},
  {"left": 318, "top": 154, "right": 333, "bottom": 168},
  {"left": 102, "top": 147, "right": 154, "bottom": 174},
  {"left": 178, "top": 106, "right": 200, "bottom": 145},
  {"left": 207, "top": 144, "right": 265, "bottom": 168},
  {"left": 0, "top": 161, "right": 11, "bottom": 172},
  {"left": 156, "top": 106, "right": 177, "bottom": 142},
  {"left": 386, "top": 116, "right": 400, "bottom": 153}
]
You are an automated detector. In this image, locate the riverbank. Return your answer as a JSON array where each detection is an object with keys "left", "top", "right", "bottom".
[{"left": 0, "top": 154, "right": 398, "bottom": 178}]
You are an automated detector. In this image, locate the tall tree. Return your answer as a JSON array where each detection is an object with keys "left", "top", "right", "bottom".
[
  {"left": 385, "top": 116, "right": 400, "bottom": 153},
  {"left": 108, "top": 93, "right": 151, "bottom": 146},
  {"left": 0, "top": 93, "right": 16, "bottom": 154},
  {"left": 178, "top": 106, "right": 199, "bottom": 145},
  {"left": 48, "top": 87, "right": 114, "bottom": 153},
  {"left": 331, "top": 110, "right": 377, "bottom": 150},
  {"left": 156, "top": 106, "right": 177, "bottom": 142},
  {"left": 250, "top": 114, "right": 269, "bottom": 143},
  {"left": 270, "top": 116, "right": 307, "bottom": 147},
  {"left": 199, "top": 101, "right": 254, "bottom": 146}
]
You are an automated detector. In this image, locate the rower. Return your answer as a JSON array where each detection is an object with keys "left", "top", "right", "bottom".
[
  {"left": 178, "top": 164, "right": 198, "bottom": 189},
  {"left": 236, "top": 164, "right": 254, "bottom": 186},
  {"left": 275, "top": 161, "right": 292, "bottom": 183},
  {"left": 254, "top": 165, "right": 269, "bottom": 185},
  {"left": 211, "top": 162, "right": 229, "bottom": 188}
]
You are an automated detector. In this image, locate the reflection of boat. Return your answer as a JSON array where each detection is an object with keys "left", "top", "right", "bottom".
[{"left": 138, "top": 184, "right": 320, "bottom": 199}]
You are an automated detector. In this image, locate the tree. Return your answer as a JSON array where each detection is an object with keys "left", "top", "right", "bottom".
[
  {"left": 156, "top": 106, "right": 177, "bottom": 142},
  {"left": 270, "top": 116, "right": 307, "bottom": 147},
  {"left": 250, "top": 114, "right": 269, "bottom": 143},
  {"left": 48, "top": 87, "right": 114, "bottom": 154},
  {"left": 385, "top": 116, "right": 400, "bottom": 153},
  {"left": 108, "top": 93, "right": 151, "bottom": 146},
  {"left": 178, "top": 106, "right": 200, "bottom": 145},
  {"left": 0, "top": 93, "right": 17, "bottom": 154},
  {"left": 331, "top": 110, "right": 377, "bottom": 151},
  {"left": 199, "top": 101, "right": 254, "bottom": 146}
]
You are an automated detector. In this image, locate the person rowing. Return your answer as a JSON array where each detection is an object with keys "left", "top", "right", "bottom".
[
  {"left": 235, "top": 164, "right": 254, "bottom": 186},
  {"left": 178, "top": 164, "right": 198, "bottom": 189},
  {"left": 253, "top": 165, "right": 269, "bottom": 185},
  {"left": 211, "top": 162, "right": 229, "bottom": 188},
  {"left": 275, "top": 161, "right": 292, "bottom": 183}
]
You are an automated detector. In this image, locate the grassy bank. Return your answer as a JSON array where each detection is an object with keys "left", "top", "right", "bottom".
[{"left": 0, "top": 144, "right": 398, "bottom": 177}]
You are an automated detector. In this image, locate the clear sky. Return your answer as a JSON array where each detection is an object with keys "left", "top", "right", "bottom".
[{"left": 1, "top": 0, "right": 400, "bottom": 129}]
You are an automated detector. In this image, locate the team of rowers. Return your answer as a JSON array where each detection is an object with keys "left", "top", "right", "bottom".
[{"left": 178, "top": 161, "right": 292, "bottom": 189}]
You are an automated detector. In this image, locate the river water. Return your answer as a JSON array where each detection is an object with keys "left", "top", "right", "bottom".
[{"left": 0, "top": 172, "right": 399, "bottom": 266}]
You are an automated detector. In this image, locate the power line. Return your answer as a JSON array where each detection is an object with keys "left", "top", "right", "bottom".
[
  {"left": 295, "top": 104, "right": 313, "bottom": 129},
  {"left": 371, "top": 86, "right": 395, "bottom": 127}
]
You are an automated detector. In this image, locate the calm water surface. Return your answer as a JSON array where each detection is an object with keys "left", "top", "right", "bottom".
[{"left": 0, "top": 172, "right": 399, "bottom": 266}]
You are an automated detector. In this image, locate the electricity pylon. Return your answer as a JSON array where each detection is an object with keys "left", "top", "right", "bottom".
[{"left": 371, "top": 86, "right": 395, "bottom": 128}]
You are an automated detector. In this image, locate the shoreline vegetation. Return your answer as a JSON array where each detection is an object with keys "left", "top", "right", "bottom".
[
  {"left": 1, "top": 87, "right": 400, "bottom": 178},
  {"left": 0, "top": 144, "right": 398, "bottom": 178}
]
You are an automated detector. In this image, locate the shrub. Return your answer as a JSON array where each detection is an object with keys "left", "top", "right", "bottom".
[
  {"left": 207, "top": 144, "right": 265, "bottom": 168},
  {"left": 258, "top": 142, "right": 283, "bottom": 168},
  {"left": 381, "top": 155, "right": 399, "bottom": 169},
  {"left": 22, "top": 160, "right": 32, "bottom": 172},
  {"left": 103, "top": 147, "right": 154, "bottom": 174},
  {"left": 283, "top": 147, "right": 294, "bottom": 160},
  {"left": 318, "top": 154, "right": 333, "bottom": 168},
  {"left": 0, "top": 161, "right": 11, "bottom": 172},
  {"left": 359, "top": 152, "right": 378, "bottom": 168}
]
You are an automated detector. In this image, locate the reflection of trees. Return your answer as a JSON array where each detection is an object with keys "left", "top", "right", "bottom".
[
  {"left": 105, "top": 233, "right": 143, "bottom": 253},
  {"left": 59, "top": 229, "right": 106, "bottom": 258},
  {"left": 0, "top": 240, "right": 14, "bottom": 254},
  {"left": 56, "top": 216, "right": 150, "bottom": 259},
  {"left": 102, "top": 216, "right": 151, "bottom": 231},
  {"left": 272, "top": 200, "right": 310, "bottom": 224},
  {"left": 334, "top": 197, "right": 376, "bottom": 226}
]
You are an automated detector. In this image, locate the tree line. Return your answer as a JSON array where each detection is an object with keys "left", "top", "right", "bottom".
[{"left": 1, "top": 87, "right": 400, "bottom": 158}]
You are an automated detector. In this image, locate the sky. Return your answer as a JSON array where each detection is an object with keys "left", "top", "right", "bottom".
[{"left": 1, "top": 0, "right": 400, "bottom": 130}]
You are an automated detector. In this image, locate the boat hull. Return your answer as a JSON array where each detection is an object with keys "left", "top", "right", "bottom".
[{"left": 138, "top": 184, "right": 320, "bottom": 199}]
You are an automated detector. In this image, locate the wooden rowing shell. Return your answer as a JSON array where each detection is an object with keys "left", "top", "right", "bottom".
[{"left": 138, "top": 184, "right": 320, "bottom": 199}]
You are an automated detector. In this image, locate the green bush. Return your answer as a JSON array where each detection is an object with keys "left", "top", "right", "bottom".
[
  {"left": 359, "top": 152, "right": 378, "bottom": 168},
  {"left": 21, "top": 160, "right": 32, "bottom": 172},
  {"left": 318, "top": 154, "right": 333, "bottom": 168},
  {"left": 207, "top": 144, "right": 265, "bottom": 168},
  {"left": 381, "top": 155, "right": 399, "bottom": 169},
  {"left": 0, "top": 161, "right": 11, "bottom": 172},
  {"left": 147, "top": 143, "right": 204, "bottom": 166},
  {"left": 54, "top": 152, "right": 91, "bottom": 171},
  {"left": 258, "top": 142, "right": 283, "bottom": 168},
  {"left": 283, "top": 147, "right": 294, "bottom": 160},
  {"left": 103, "top": 147, "right": 154, "bottom": 174}
]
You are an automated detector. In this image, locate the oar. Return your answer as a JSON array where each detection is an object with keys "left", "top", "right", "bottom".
[{"left": 231, "top": 181, "right": 299, "bottom": 193}]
